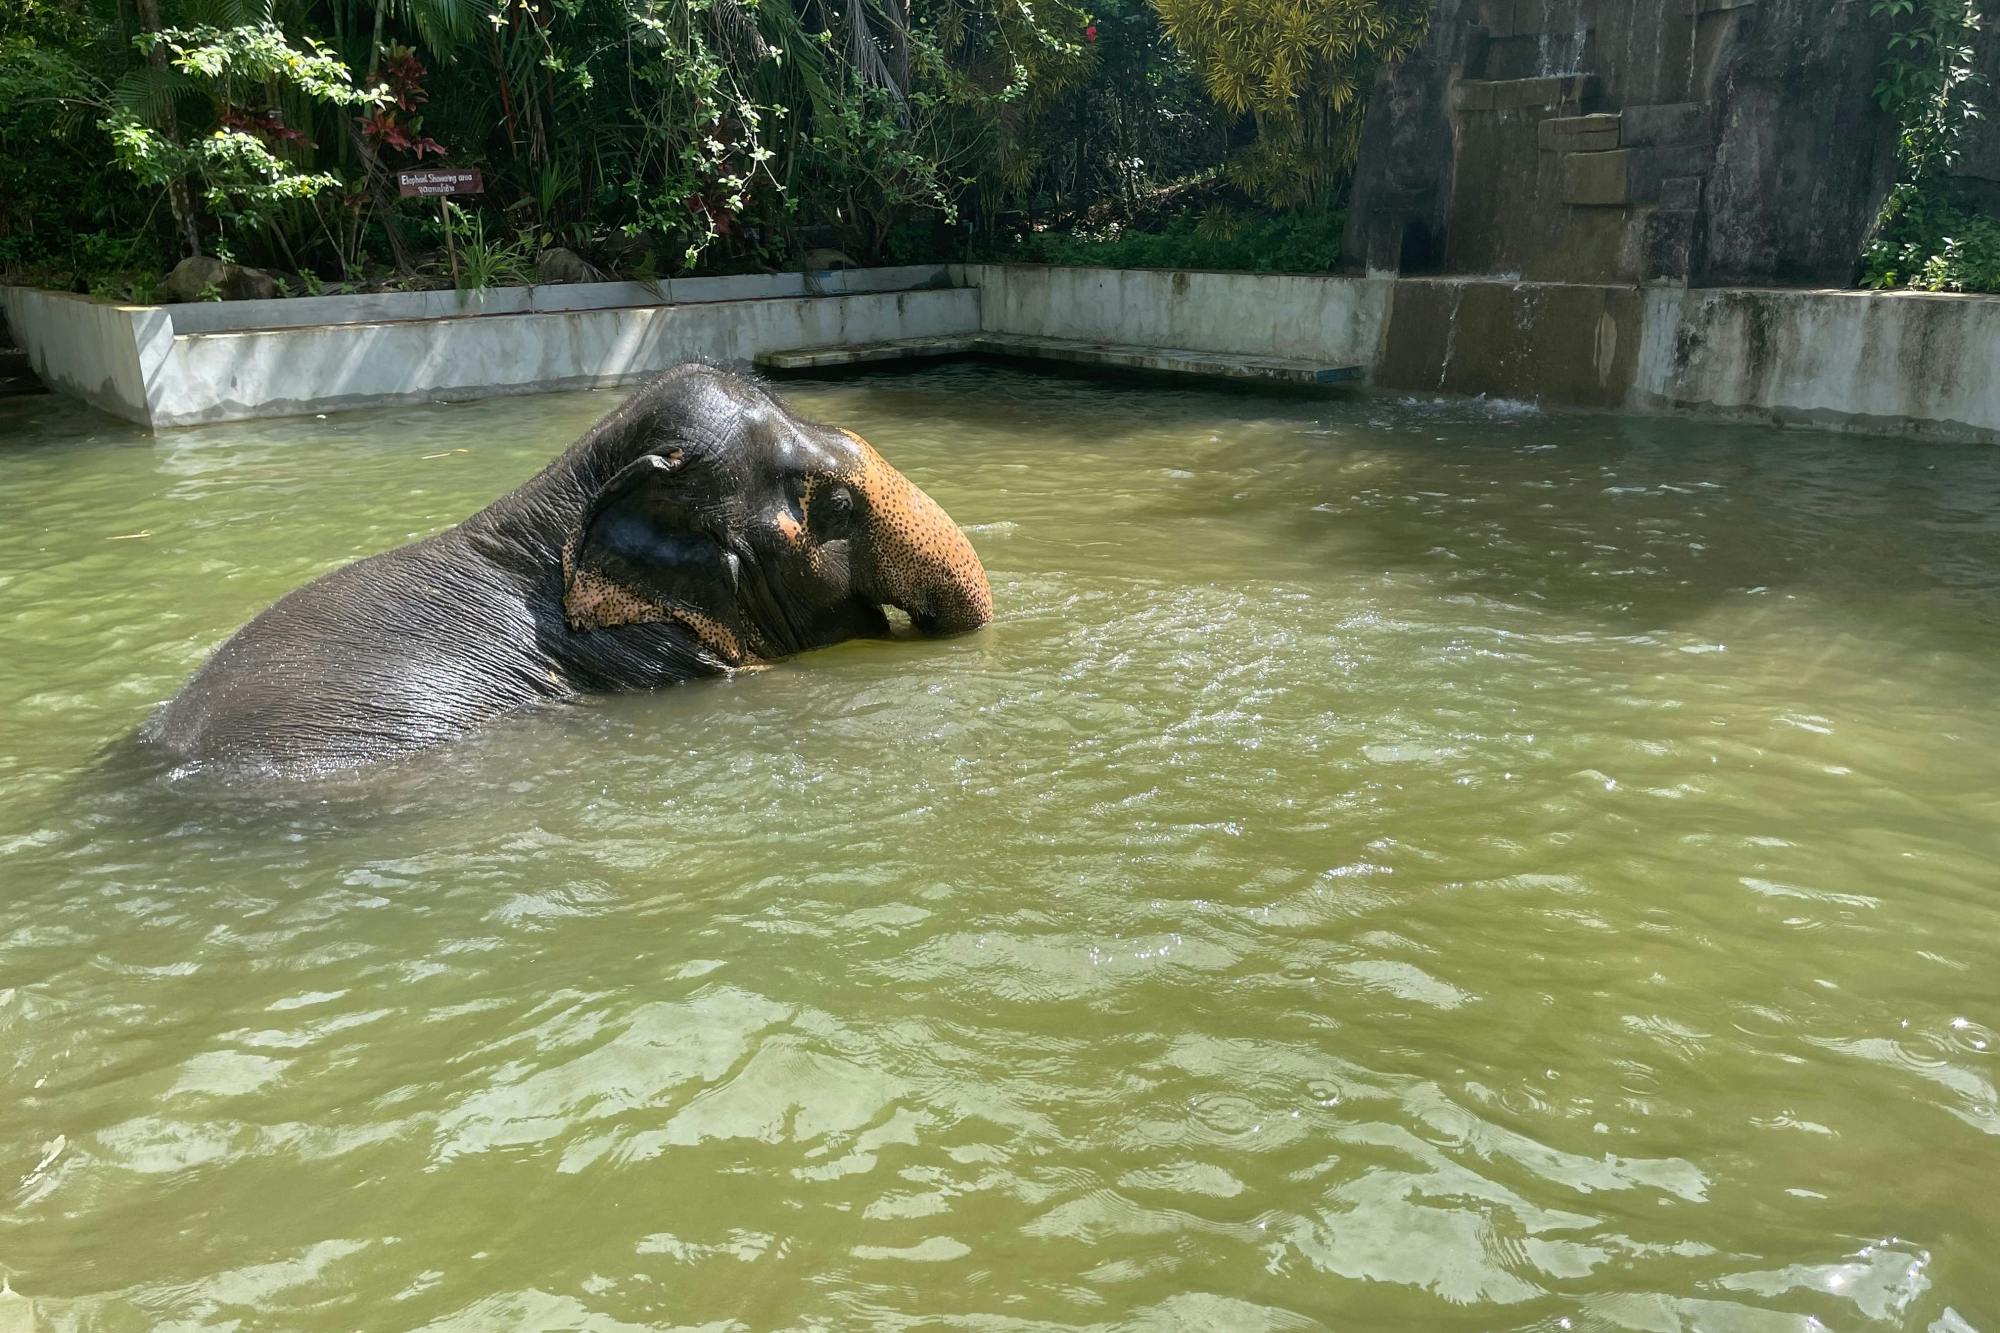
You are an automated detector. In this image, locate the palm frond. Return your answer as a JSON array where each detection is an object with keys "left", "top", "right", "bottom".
[
  {"left": 398, "top": 0, "right": 492, "bottom": 55},
  {"left": 173, "top": 0, "right": 275, "bottom": 31},
  {"left": 110, "top": 64, "right": 202, "bottom": 129},
  {"left": 707, "top": 0, "right": 772, "bottom": 64},
  {"left": 843, "top": 0, "right": 906, "bottom": 116},
  {"left": 753, "top": 0, "right": 838, "bottom": 113}
]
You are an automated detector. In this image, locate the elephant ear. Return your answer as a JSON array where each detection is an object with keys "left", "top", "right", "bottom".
[{"left": 562, "top": 453, "right": 741, "bottom": 640}]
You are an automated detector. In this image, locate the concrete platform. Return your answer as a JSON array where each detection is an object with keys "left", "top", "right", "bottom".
[
  {"left": 758, "top": 333, "right": 1363, "bottom": 386},
  {"left": 759, "top": 334, "right": 978, "bottom": 369}
]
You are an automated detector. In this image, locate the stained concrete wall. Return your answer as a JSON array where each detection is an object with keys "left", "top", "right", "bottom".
[
  {"left": 152, "top": 287, "right": 979, "bottom": 426},
  {"left": 3, "top": 288, "right": 166, "bottom": 423},
  {"left": 7, "top": 265, "right": 1998, "bottom": 444},
  {"left": 1372, "top": 275, "right": 2000, "bottom": 443},
  {"left": 958, "top": 264, "right": 1393, "bottom": 368},
  {"left": 159, "top": 266, "right": 957, "bottom": 335},
  {"left": 956, "top": 265, "right": 2000, "bottom": 444},
  {"left": 1376, "top": 278, "right": 1642, "bottom": 406},
  {"left": 1636, "top": 286, "right": 2000, "bottom": 441}
]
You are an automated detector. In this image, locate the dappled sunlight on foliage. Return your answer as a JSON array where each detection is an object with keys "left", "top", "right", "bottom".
[
  {"left": 1151, "top": 0, "right": 1425, "bottom": 209},
  {"left": 0, "top": 0, "right": 1359, "bottom": 291},
  {"left": 1859, "top": 0, "right": 1998, "bottom": 293},
  {"left": 985, "top": 204, "right": 1347, "bottom": 271}
]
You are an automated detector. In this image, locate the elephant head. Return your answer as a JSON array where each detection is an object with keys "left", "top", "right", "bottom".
[{"left": 558, "top": 369, "right": 991, "bottom": 665}]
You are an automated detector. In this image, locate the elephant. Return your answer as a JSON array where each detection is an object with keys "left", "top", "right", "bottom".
[{"left": 139, "top": 363, "right": 992, "bottom": 775}]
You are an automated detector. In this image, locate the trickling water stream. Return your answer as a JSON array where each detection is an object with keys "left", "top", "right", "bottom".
[
  {"left": 1533, "top": 0, "right": 1590, "bottom": 77},
  {"left": 2, "top": 364, "right": 1997, "bottom": 1328}
]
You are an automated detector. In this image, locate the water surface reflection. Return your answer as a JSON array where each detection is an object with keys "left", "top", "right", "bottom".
[{"left": 1, "top": 367, "right": 1995, "bottom": 1328}]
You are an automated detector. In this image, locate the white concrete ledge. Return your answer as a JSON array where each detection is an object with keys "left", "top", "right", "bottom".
[
  {"left": 1635, "top": 286, "right": 2000, "bottom": 444},
  {"left": 0, "top": 287, "right": 168, "bottom": 422},
  {"left": 159, "top": 265, "right": 958, "bottom": 335},
  {"left": 6, "top": 263, "right": 1999, "bottom": 442},
  {"left": 166, "top": 287, "right": 978, "bottom": 427},
  {"left": 156, "top": 288, "right": 976, "bottom": 426},
  {"left": 957, "top": 263, "right": 1393, "bottom": 369},
  {"left": 2, "top": 269, "right": 976, "bottom": 428}
]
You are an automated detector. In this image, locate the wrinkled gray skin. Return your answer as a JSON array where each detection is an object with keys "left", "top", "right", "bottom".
[{"left": 140, "top": 364, "right": 993, "bottom": 776}]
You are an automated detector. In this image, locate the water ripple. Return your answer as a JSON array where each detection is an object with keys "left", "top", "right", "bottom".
[{"left": 1, "top": 367, "right": 1998, "bottom": 1326}]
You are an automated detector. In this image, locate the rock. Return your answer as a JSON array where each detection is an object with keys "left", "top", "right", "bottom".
[
  {"left": 1343, "top": 0, "right": 1900, "bottom": 286},
  {"left": 1701, "top": 0, "right": 1901, "bottom": 285},
  {"left": 536, "top": 247, "right": 600, "bottom": 285},
  {"left": 802, "top": 247, "right": 857, "bottom": 271},
  {"left": 1942, "top": 14, "right": 2000, "bottom": 214},
  {"left": 157, "top": 256, "right": 280, "bottom": 304}
]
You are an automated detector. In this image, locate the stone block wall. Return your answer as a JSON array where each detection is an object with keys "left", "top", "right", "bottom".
[{"left": 1344, "top": 0, "right": 1901, "bottom": 287}]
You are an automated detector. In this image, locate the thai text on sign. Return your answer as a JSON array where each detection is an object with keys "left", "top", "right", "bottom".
[{"left": 397, "top": 168, "right": 485, "bottom": 198}]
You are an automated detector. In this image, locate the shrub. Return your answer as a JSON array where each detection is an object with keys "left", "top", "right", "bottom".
[
  {"left": 1863, "top": 184, "right": 2000, "bottom": 293},
  {"left": 1859, "top": 0, "right": 1997, "bottom": 294},
  {"left": 984, "top": 207, "right": 1348, "bottom": 272}
]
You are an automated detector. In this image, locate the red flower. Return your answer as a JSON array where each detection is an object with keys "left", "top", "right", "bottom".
[{"left": 1084, "top": 22, "right": 1097, "bottom": 41}]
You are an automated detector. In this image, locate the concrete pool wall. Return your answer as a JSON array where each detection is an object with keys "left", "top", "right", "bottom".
[
  {"left": 6, "top": 264, "right": 1998, "bottom": 442},
  {"left": 1, "top": 267, "right": 976, "bottom": 429}
]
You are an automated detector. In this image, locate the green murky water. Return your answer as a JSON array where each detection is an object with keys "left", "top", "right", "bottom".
[{"left": 2, "top": 364, "right": 1997, "bottom": 1330}]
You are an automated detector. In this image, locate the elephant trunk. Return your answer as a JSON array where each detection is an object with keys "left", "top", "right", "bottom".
[{"left": 847, "top": 433, "right": 993, "bottom": 636}]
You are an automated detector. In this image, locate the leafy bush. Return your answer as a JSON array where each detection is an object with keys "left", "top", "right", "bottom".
[
  {"left": 1863, "top": 184, "right": 2000, "bottom": 293},
  {"left": 985, "top": 206, "right": 1347, "bottom": 272},
  {"left": 103, "top": 22, "right": 382, "bottom": 263},
  {"left": 0, "top": 29, "right": 162, "bottom": 286},
  {"left": 0, "top": 0, "right": 1388, "bottom": 294},
  {"left": 440, "top": 204, "right": 537, "bottom": 290},
  {"left": 1859, "top": 0, "right": 1997, "bottom": 293},
  {"left": 998, "top": 0, "right": 1229, "bottom": 225}
]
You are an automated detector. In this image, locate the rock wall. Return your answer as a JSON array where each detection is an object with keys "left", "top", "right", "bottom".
[
  {"left": 1344, "top": 0, "right": 1902, "bottom": 286},
  {"left": 1949, "top": 11, "right": 2000, "bottom": 215}
]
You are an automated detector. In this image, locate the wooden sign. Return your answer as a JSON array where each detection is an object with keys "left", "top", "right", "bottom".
[{"left": 397, "top": 167, "right": 485, "bottom": 198}]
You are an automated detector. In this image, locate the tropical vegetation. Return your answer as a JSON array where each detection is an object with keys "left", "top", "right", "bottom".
[
  {"left": 1860, "top": 0, "right": 1999, "bottom": 293},
  {"left": 0, "top": 0, "right": 1410, "bottom": 298},
  {"left": 10, "top": 0, "right": 1983, "bottom": 300}
]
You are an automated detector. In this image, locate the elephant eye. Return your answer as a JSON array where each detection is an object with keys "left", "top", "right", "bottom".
[{"left": 815, "top": 484, "right": 855, "bottom": 536}]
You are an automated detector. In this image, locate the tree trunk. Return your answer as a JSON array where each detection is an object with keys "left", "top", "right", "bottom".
[
  {"left": 346, "top": 121, "right": 418, "bottom": 275},
  {"left": 492, "top": 26, "right": 520, "bottom": 150},
  {"left": 365, "top": 0, "right": 388, "bottom": 81},
  {"left": 887, "top": 0, "right": 909, "bottom": 92},
  {"left": 353, "top": 0, "right": 416, "bottom": 275},
  {"left": 134, "top": 0, "right": 201, "bottom": 258}
]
